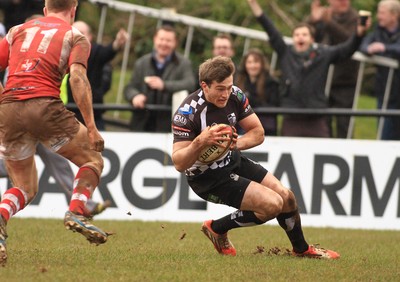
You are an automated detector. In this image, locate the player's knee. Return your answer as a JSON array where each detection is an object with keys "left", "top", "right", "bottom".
[
  {"left": 258, "top": 193, "right": 283, "bottom": 221},
  {"left": 82, "top": 153, "right": 104, "bottom": 179},
  {"left": 271, "top": 194, "right": 284, "bottom": 217},
  {"left": 282, "top": 189, "right": 297, "bottom": 210}
]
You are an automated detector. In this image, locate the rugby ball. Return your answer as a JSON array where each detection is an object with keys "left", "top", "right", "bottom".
[{"left": 197, "top": 124, "right": 234, "bottom": 164}]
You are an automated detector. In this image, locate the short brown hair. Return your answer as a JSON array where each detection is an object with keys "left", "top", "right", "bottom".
[
  {"left": 212, "top": 33, "right": 233, "bottom": 47},
  {"left": 154, "top": 25, "right": 177, "bottom": 38},
  {"left": 45, "top": 0, "right": 78, "bottom": 12},
  {"left": 199, "top": 56, "right": 235, "bottom": 86},
  {"left": 292, "top": 23, "right": 316, "bottom": 39}
]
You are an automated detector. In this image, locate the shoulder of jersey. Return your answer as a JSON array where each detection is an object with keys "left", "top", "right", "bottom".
[{"left": 231, "top": 86, "right": 246, "bottom": 103}]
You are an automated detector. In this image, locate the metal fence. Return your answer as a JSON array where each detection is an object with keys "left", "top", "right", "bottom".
[{"left": 86, "top": 0, "right": 400, "bottom": 139}]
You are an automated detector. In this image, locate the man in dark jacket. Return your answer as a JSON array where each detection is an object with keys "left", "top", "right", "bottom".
[
  {"left": 124, "top": 25, "right": 196, "bottom": 132},
  {"left": 307, "top": 0, "right": 359, "bottom": 138},
  {"left": 247, "top": 0, "right": 370, "bottom": 137}
]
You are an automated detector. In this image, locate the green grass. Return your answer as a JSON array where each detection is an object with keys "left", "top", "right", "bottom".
[
  {"left": 1, "top": 218, "right": 399, "bottom": 281},
  {"left": 352, "top": 94, "right": 378, "bottom": 140}
]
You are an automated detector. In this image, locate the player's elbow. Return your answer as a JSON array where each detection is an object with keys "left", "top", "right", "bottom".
[
  {"left": 174, "top": 165, "right": 186, "bottom": 173},
  {"left": 254, "top": 127, "right": 265, "bottom": 145},
  {"left": 172, "top": 155, "right": 186, "bottom": 173},
  {"left": 173, "top": 161, "right": 186, "bottom": 173},
  {"left": 69, "top": 69, "right": 83, "bottom": 84}
]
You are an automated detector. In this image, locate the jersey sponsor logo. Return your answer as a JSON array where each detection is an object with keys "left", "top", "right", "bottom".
[
  {"left": 172, "top": 125, "right": 191, "bottom": 132},
  {"left": 17, "top": 58, "right": 40, "bottom": 73},
  {"left": 232, "top": 86, "right": 245, "bottom": 102},
  {"left": 178, "top": 104, "right": 193, "bottom": 115},
  {"left": 244, "top": 104, "right": 251, "bottom": 113},
  {"left": 49, "top": 138, "right": 69, "bottom": 151},
  {"left": 227, "top": 113, "right": 236, "bottom": 125},
  {"left": 173, "top": 114, "right": 188, "bottom": 126},
  {"left": 236, "top": 90, "right": 244, "bottom": 101},
  {"left": 32, "top": 20, "right": 61, "bottom": 28},
  {"left": 230, "top": 173, "right": 239, "bottom": 181},
  {"left": 173, "top": 130, "right": 190, "bottom": 137}
]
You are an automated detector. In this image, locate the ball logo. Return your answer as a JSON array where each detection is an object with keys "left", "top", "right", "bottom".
[
  {"left": 197, "top": 124, "right": 233, "bottom": 163},
  {"left": 198, "top": 144, "right": 221, "bottom": 162}
]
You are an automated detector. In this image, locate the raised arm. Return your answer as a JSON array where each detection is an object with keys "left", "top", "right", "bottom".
[
  {"left": 247, "top": 0, "right": 263, "bottom": 17},
  {"left": 247, "top": 0, "right": 287, "bottom": 54},
  {"left": 329, "top": 17, "right": 371, "bottom": 63}
]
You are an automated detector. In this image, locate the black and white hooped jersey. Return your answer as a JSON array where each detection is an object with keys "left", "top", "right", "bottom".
[{"left": 172, "top": 85, "right": 254, "bottom": 176}]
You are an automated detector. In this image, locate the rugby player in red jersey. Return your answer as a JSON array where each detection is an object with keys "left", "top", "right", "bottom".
[{"left": 0, "top": 0, "right": 108, "bottom": 266}]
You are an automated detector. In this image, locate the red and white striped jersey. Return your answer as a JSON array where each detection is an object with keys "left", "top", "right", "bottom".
[{"left": 0, "top": 16, "right": 89, "bottom": 103}]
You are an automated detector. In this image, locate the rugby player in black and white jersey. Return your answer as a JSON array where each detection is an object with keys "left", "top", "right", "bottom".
[{"left": 171, "top": 56, "right": 339, "bottom": 259}]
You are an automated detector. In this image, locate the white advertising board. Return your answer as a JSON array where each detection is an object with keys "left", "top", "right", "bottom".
[{"left": 2, "top": 133, "right": 399, "bottom": 230}]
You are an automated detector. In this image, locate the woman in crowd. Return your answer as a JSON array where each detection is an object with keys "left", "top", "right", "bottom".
[{"left": 236, "top": 48, "right": 280, "bottom": 135}]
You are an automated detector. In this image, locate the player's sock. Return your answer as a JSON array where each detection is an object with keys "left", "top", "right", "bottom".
[
  {"left": 69, "top": 167, "right": 97, "bottom": 216},
  {"left": 276, "top": 209, "right": 309, "bottom": 253},
  {"left": 0, "top": 187, "right": 28, "bottom": 221},
  {"left": 211, "top": 210, "right": 265, "bottom": 234}
]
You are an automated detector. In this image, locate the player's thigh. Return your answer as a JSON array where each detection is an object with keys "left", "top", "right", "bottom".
[
  {"left": 56, "top": 123, "right": 103, "bottom": 176},
  {"left": 240, "top": 180, "right": 283, "bottom": 216},
  {"left": 259, "top": 172, "right": 296, "bottom": 211}
]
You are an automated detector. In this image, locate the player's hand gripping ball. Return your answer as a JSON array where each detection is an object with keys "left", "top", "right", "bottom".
[{"left": 198, "top": 124, "right": 234, "bottom": 164}]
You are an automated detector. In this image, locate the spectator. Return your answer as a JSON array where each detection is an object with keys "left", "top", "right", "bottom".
[
  {"left": 67, "top": 21, "right": 128, "bottom": 131},
  {"left": 307, "top": 0, "right": 359, "bottom": 138},
  {"left": 212, "top": 33, "right": 235, "bottom": 58},
  {"left": 235, "top": 48, "right": 280, "bottom": 135},
  {"left": 124, "top": 25, "right": 196, "bottom": 132},
  {"left": 212, "top": 33, "right": 238, "bottom": 78},
  {"left": 247, "top": 0, "right": 370, "bottom": 138},
  {"left": 360, "top": 0, "right": 400, "bottom": 140}
]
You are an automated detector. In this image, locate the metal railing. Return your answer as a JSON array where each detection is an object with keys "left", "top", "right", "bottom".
[{"left": 87, "top": 0, "right": 400, "bottom": 139}]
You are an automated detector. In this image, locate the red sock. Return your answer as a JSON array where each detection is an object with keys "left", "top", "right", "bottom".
[
  {"left": 0, "top": 187, "right": 28, "bottom": 221},
  {"left": 69, "top": 167, "right": 96, "bottom": 216}
]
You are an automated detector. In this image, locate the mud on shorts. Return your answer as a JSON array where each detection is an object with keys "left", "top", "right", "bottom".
[
  {"left": 187, "top": 150, "right": 268, "bottom": 209},
  {"left": 0, "top": 98, "right": 79, "bottom": 160}
]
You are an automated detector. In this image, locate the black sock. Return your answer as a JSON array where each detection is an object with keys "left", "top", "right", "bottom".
[
  {"left": 211, "top": 210, "right": 265, "bottom": 234},
  {"left": 276, "top": 210, "right": 309, "bottom": 253}
]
